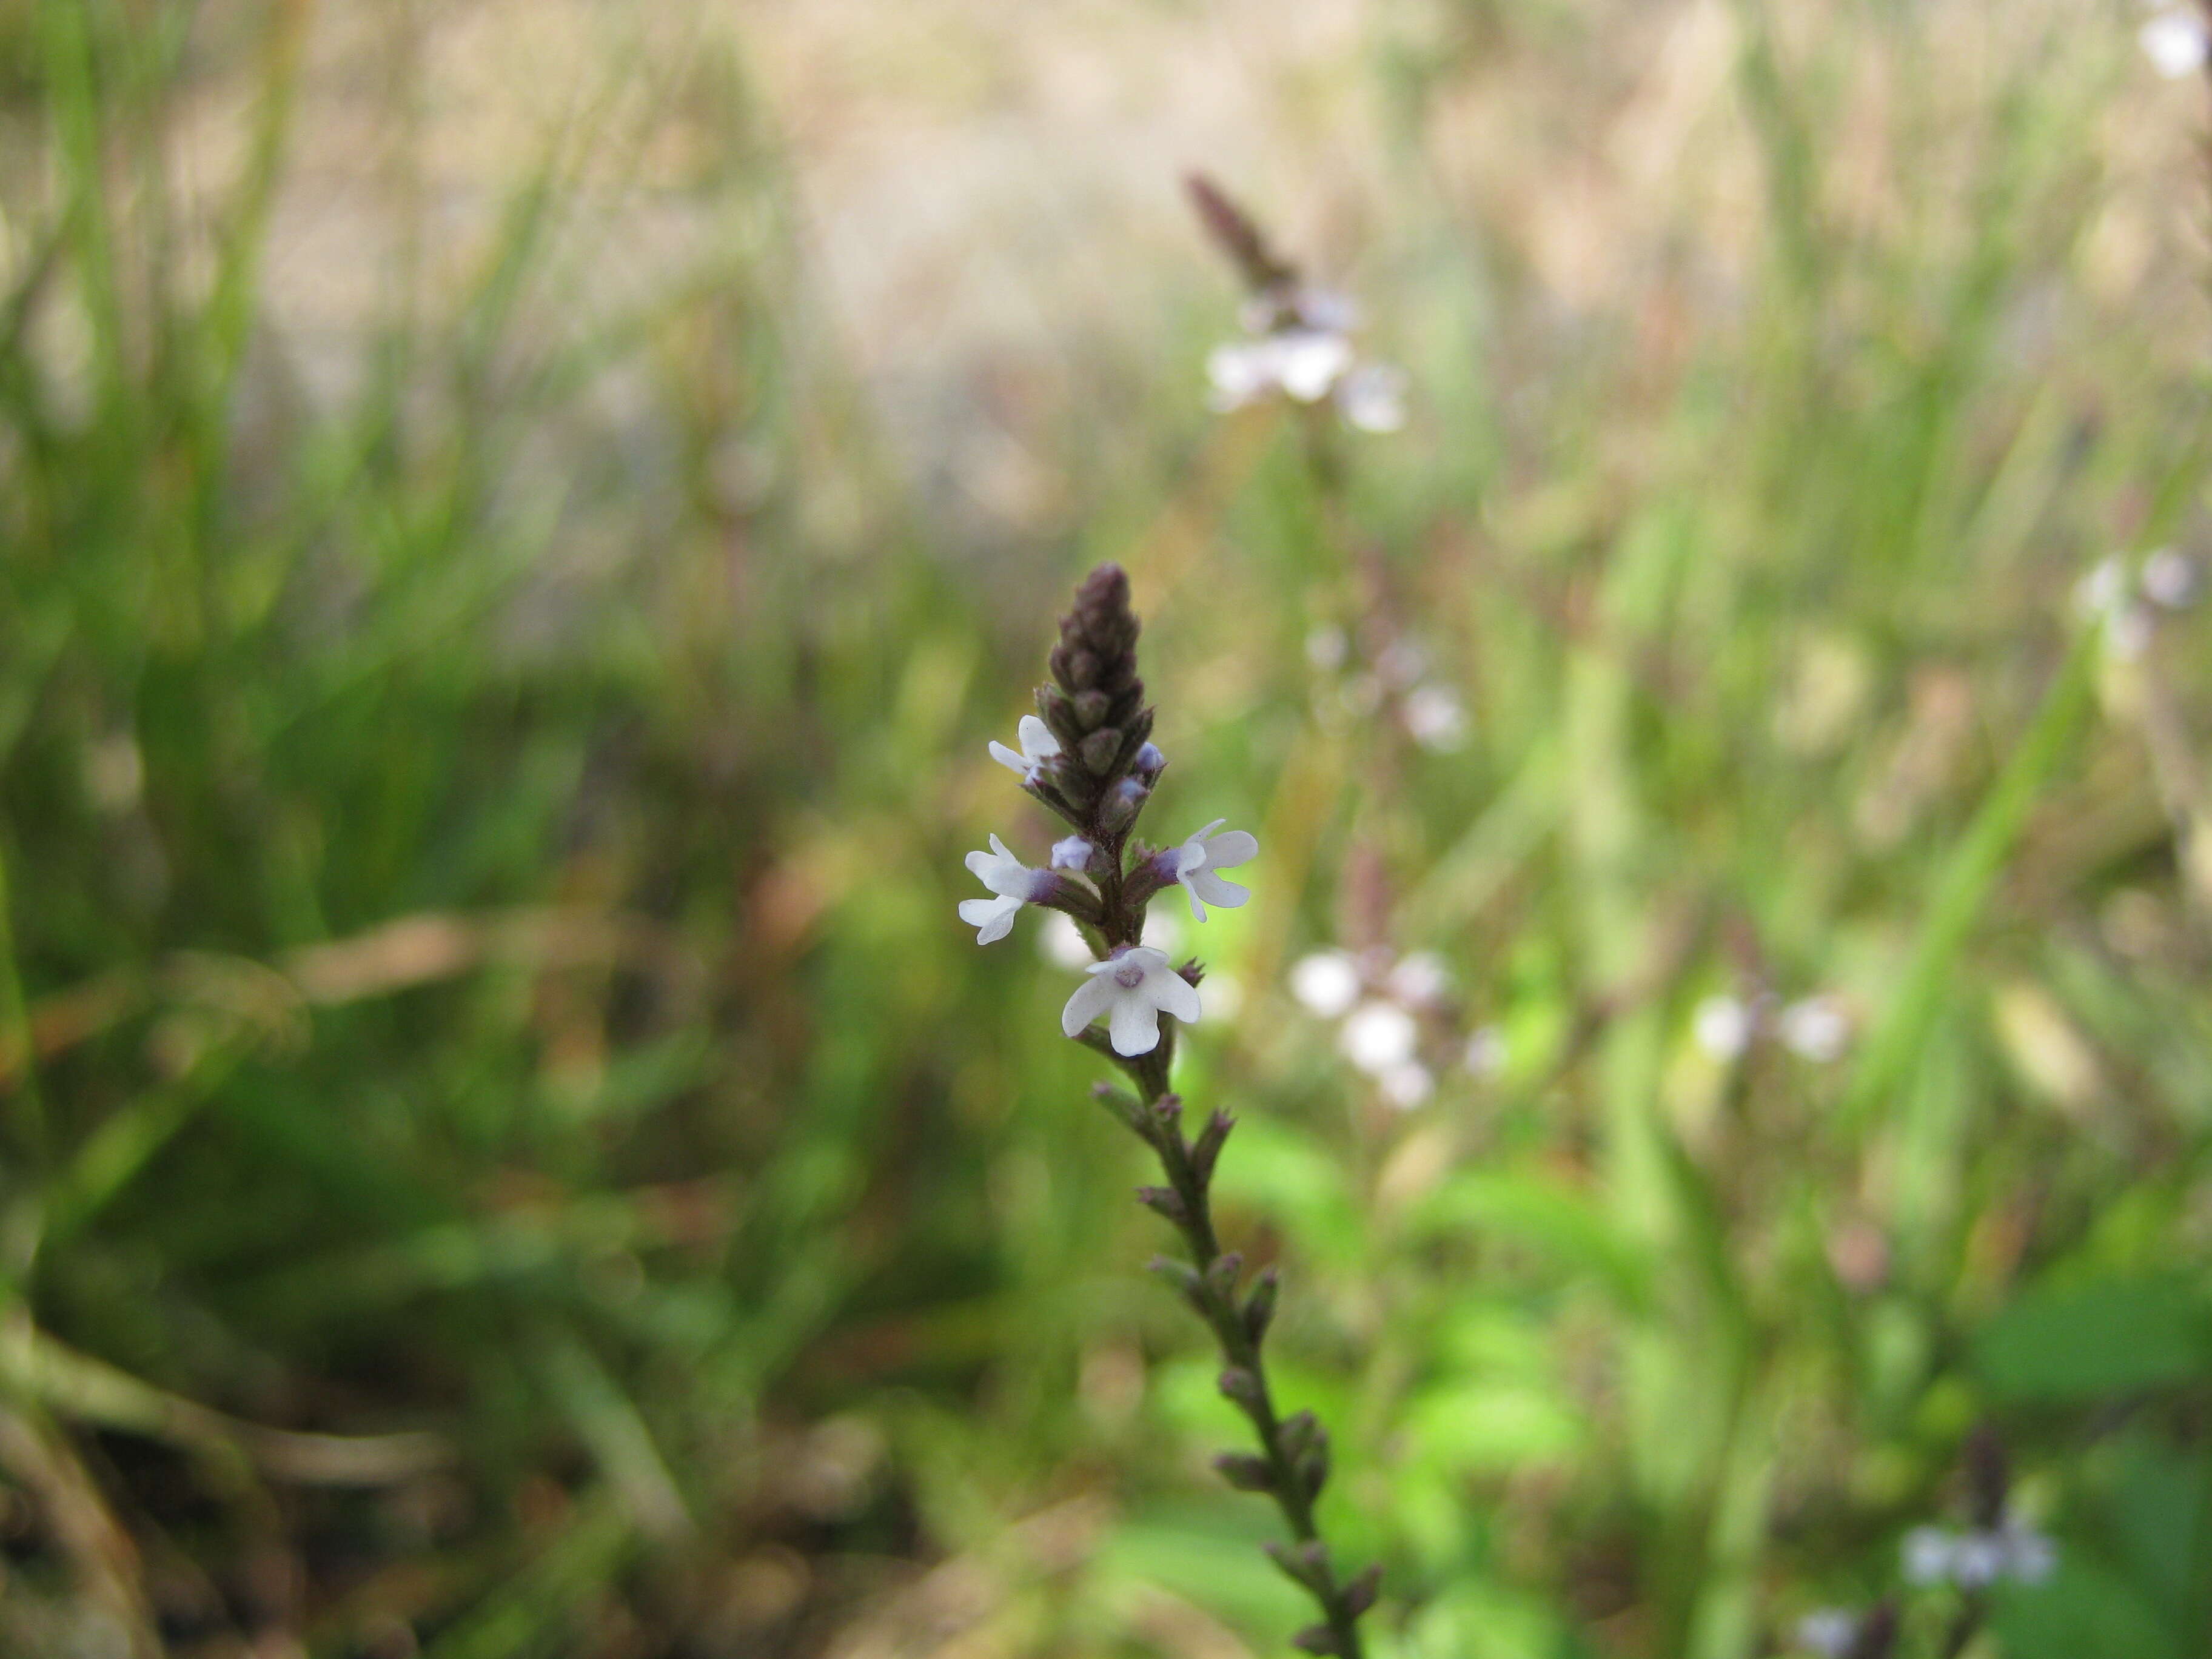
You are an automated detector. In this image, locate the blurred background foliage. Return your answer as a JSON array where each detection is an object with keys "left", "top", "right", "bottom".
[{"left": 2, "top": 0, "right": 2212, "bottom": 1655}]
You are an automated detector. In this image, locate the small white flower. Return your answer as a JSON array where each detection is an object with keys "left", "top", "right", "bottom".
[
  {"left": 1402, "top": 684, "right": 1469, "bottom": 752},
  {"left": 1305, "top": 625, "right": 1350, "bottom": 671},
  {"left": 1290, "top": 950, "right": 1362, "bottom": 1018},
  {"left": 988, "top": 714, "right": 1062, "bottom": 784},
  {"left": 1050, "top": 835, "right": 1094, "bottom": 871},
  {"left": 959, "top": 834, "right": 1046, "bottom": 944},
  {"left": 2140, "top": 548, "right": 2200, "bottom": 610},
  {"left": 1379, "top": 1060, "right": 1434, "bottom": 1109},
  {"left": 1694, "top": 994, "right": 1755, "bottom": 1061},
  {"left": 1901, "top": 1518, "right": 2056, "bottom": 1589},
  {"left": 1061, "top": 945, "right": 1203, "bottom": 1056},
  {"left": 1795, "top": 1610, "right": 1861, "bottom": 1659},
  {"left": 1902, "top": 1525, "right": 1956, "bottom": 1586},
  {"left": 1207, "top": 330, "right": 1356, "bottom": 411},
  {"left": 1341, "top": 1000, "right": 1419, "bottom": 1075},
  {"left": 2075, "top": 555, "right": 2128, "bottom": 620},
  {"left": 1778, "top": 995, "right": 1852, "bottom": 1064},
  {"left": 1173, "top": 819, "right": 1259, "bottom": 922},
  {"left": 1386, "top": 951, "right": 1450, "bottom": 1007},
  {"left": 2143, "top": 7, "right": 2210, "bottom": 78},
  {"left": 1337, "top": 361, "right": 1407, "bottom": 433},
  {"left": 1464, "top": 1025, "right": 1509, "bottom": 1078}
]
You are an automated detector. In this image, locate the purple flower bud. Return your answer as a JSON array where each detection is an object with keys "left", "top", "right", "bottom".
[{"left": 1134, "top": 742, "right": 1165, "bottom": 779}]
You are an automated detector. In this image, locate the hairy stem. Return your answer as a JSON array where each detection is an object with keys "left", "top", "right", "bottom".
[{"left": 1096, "top": 1057, "right": 1375, "bottom": 1657}]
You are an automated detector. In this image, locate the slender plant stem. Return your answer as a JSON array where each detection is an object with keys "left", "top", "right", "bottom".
[{"left": 1091, "top": 1034, "right": 1374, "bottom": 1657}]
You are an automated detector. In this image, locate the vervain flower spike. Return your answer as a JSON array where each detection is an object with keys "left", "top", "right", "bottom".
[{"left": 964, "top": 564, "right": 1378, "bottom": 1657}]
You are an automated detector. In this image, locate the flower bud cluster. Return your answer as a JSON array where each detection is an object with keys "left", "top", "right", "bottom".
[{"left": 959, "top": 566, "right": 1258, "bottom": 1058}]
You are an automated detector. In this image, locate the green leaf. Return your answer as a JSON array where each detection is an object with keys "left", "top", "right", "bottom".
[{"left": 1974, "top": 1276, "right": 2212, "bottom": 1402}]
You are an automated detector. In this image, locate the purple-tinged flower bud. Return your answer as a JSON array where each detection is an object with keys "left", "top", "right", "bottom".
[
  {"left": 1050, "top": 836, "right": 1094, "bottom": 871},
  {"left": 1098, "top": 775, "right": 1148, "bottom": 833},
  {"left": 1134, "top": 741, "right": 1165, "bottom": 780}
]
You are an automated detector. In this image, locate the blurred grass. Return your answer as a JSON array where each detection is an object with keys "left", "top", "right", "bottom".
[{"left": 4, "top": 1, "right": 2212, "bottom": 1657}]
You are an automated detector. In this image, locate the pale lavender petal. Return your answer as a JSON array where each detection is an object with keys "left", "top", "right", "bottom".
[
  {"left": 1149, "top": 968, "right": 1203, "bottom": 1027},
  {"left": 1201, "top": 830, "right": 1258, "bottom": 869},
  {"left": 1062, "top": 973, "right": 1119, "bottom": 1037},
  {"left": 1188, "top": 871, "right": 1248, "bottom": 910},
  {"left": 1108, "top": 993, "right": 1162, "bottom": 1056},
  {"left": 1016, "top": 715, "right": 1059, "bottom": 759}
]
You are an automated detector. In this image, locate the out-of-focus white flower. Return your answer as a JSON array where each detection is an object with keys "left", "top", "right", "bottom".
[
  {"left": 1902, "top": 1518, "right": 2056, "bottom": 1589},
  {"left": 1290, "top": 950, "right": 1362, "bottom": 1017},
  {"left": 2108, "top": 605, "right": 2155, "bottom": 660},
  {"left": 1039, "top": 911, "right": 1097, "bottom": 969},
  {"left": 1778, "top": 995, "right": 1852, "bottom": 1064},
  {"left": 1464, "top": 1025, "right": 1509, "bottom": 1078},
  {"left": 1305, "top": 625, "right": 1349, "bottom": 671},
  {"left": 1386, "top": 951, "right": 1450, "bottom": 1007},
  {"left": 1208, "top": 285, "right": 1406, "bottom": 434},
  {"left": 1173, "top": 819, "right": 1259, "bottom": 922},
  {"left": 1062, "top": 946, "right": 1202, "bottom": 1056},
  {"left": 2141, "top": 547, "right": 2201, "bottom": 609},
  {"left": 1902, "top": 1526, "right": 1954, "bottom": 1586},
  {"left": 1378, "top": 1061, "right": 1435, "bottom": 1109},
  {"left": 1694, "top": 994, "right": 1755, "bottom": 1061},
  {"left": 988, "top": 714, "right": 1061, "bottom": 784},
  {"left": 1337, "top": 363, "right": 1407, "bottom": 433},
  {"left": 1341, "top": 1000, "right": 1419, "bottom": 1074},
  {"left": 1208, "top": 332, "right": 1353, "bottom": 409},
  {"left": 1403, "top": 684, "right": 1469, "bottom": 752},
  {"left": 1794, "top": 1610, "right": 1862, "bottom": 1659},
  {"left": 1050, "top": 836, "right": 1094, "bottom": 871},
  {"left": 1375, "top": 640, "right": 1427, "bottom": 689},
  {"left": 2143, "top": 7, "right": 2210, "bottom": 78},
  {"left": 960, "top": 834, "right": 1046, "bottom": 944}
]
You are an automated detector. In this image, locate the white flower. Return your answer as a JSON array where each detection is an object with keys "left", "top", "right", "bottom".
[
  {"left": 1208, "top": 330, "right": 1355, "bottom": 410},
  {"left": 1050, "top": 835, "right": 1093, "bottom": 871},
  {"left": 1173, "top": 819, "right": 1259, "bottom": 922},
  {"left": 1337, "top": 362, "right": 1407, "bottom": 433},
  {"left": 1464, "top": 1025, "right": 1509, "bottom": 1078},
  {"left": 1341, "top": 1000, "right": 1419, "bottom": 1074},
  {"left": 1902, "top": 1518, "right": 2056, "bottom": 1589},
  {"left": 959, "top": 834, "right": 1047, "bottom": 944},
  {"left": 1305, "top": 624, "right": 1350, "bottom": 671},
  {"left": 1402, "top": 684, "right": 1468, "bottom": 751},
  {"left": 1794, "top": 1610, "right": 1860, "bottom": 1659},
  {"left": 1290, "top": 950, "right": 1362, "bottom": 1018},
  {"left": 2141, "top": 548, "right": 2200, "bottom": 609},
  {"left": 1902, "top": 1525, "right": 1956, "bottom": 1586},
  {"left": 1778, "top": 995, "right": 1852, "bottom": 1063},
  {"left": 1386, "top": 951, "right": 1450, "bottom": 1007},
  {"left": 1061, "top": 945, "right": 1202, "bottom": 1056},
  {"left": 988, "top": 714, "right": 1061, "bottom": 784},
  {"left": 1694, "top": 994, "right": 1755, "bottom": 1061},
  {"left": 2143, "top": 7, "right": 2210, "bottom": 78},
  {"left": 1378, "top": 1061, "right": 1434, "bottom": 1109}
]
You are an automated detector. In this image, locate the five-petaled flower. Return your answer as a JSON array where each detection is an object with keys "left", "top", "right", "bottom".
[
  {"left": 989, "top": 715, "right": 1062, "bottom": 785},
  {"left": 1173, "top": 819, "right": 1259, "bottom": 922},
  {"left": 960, "top": 834, "right": 1046, "bottom": 944},
  {"left": 1062, "top": 945, "right": 1203, "bottom": 1056}
]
